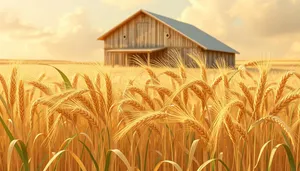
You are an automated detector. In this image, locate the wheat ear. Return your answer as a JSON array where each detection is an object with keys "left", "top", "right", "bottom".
[
  {"left": 253, "top": 69, "right": 267, "bottom": 119},
  {"left": 159, "top": 71, "right": 182, "bottom": 85},
  {"left": 119, "top": 99, "right": 146, "bottom": 111},
  {"left": 224, "top": 115, "right": 237, "bottom": 144},
  {"left": 83, "top": 75, "right": 100, "bottom": 114},
  {"left": 105, "top": 74, "right": 113, "bottom": 110},
  {"left": 184, "top": 119, "right": 209, "bottom": 143},
  {"left": 275, "top": 71, "right": 294, "bottom": 103},
  {"left": 211, "top": 75, "right": 222, "bottom": 90},
  {"left": 270, "top": 91, "right": 300, "bottom": 116},
  {"left": 145, "top": 67, "right": 159, "bottom": 84},
  {"left": 71, "top": 73, "right": 80, "bottom": 89},
  {"left": 95, "top": 73, "right": 101, "bottom": 92},
  {"left": 180, "top": 66, "right": 187, "bottom": 83},
  {"left": 9, "top": 67, "right": 17, "bottom": 111},
  {"left": 260, "top": 116, "right": 295, "bottom": 148},
  {"left": 239, "top": 82, "right": 254, "bottom": 109},
  {"left": 0, "top": 74, "right": 9, "bottom": 103},
  {"left": 18, "top": 80, "right": 25, "bottom": 122},
  {"left": 127, "top": 87, "right": 155, "bottom": 110},
  {"left": 28, "top": 81, "right": 52, "bottom": 96}
]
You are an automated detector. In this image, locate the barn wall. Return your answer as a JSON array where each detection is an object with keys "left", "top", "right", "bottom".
[
  {"left": 205, "top": 50, "right": 235, "bottom": 68},
  {"left": 104, "top": 13, "right": 201, "bottom": 49},
  {"left": 103, "top": 12, "right": 235, "bottom": 68}
]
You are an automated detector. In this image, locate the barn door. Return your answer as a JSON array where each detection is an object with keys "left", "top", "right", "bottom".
[{"left": 136, "top": 22, "right": 148, "bottom": 48}]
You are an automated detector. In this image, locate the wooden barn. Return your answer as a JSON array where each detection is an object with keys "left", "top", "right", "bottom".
[{"left": 97, "top": 9, "right": 239, "bottom": 68}]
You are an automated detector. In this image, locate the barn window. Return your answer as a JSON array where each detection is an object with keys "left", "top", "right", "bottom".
[{"left": 165, "top": 33, "right": 171, "bottom": 39}]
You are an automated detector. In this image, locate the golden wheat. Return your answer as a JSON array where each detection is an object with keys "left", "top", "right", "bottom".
[
  {"left": 18, "top": 80, "right": 25, "bottom": 122},
  {"left": 28, "top": 81, "right": 52, "bottom": 96},
  {"left": 126, "top": 87, "right": 155, "bottom": 110},
  {"left": 9, "top": 67, "right": 17, "bottom": 111},
  {"left": 275, "top": 71, "right": 295, "bottom": 103}
]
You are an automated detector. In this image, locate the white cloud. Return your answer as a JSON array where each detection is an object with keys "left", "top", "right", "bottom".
[
  {"left": 0, "top": 10, "right": 53, "bottom": 40},
  {"left": 179, "top": 0, "right": 300, "bottom": 59},
  {"left": 0, "top": 8, "right": 104, "bottom": 61},
  {"left": 101, "top": 0, "right": 152, "bottom": 10},
  {"left": 42, "top": 8, "right": 104, "bottom": 61}
]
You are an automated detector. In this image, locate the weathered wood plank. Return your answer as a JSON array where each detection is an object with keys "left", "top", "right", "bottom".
[{"left": 103, "top": 12, "right": 234, "bottom": 67}]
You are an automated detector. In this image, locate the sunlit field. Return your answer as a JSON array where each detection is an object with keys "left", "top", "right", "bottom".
[{"left": 0, "top": 58, "right": 300, "bottom": 171}]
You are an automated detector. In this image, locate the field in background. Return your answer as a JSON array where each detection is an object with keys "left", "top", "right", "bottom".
[
  {"left": 0, "top": 59, "right": 298, "bottom": 78},
  {"left": 0, "top": 59, "right": 299, "bottom": 171}
]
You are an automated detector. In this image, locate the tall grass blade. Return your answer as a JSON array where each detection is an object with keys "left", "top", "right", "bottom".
[
  {"left": 153, "top": 160, "right": 183, "bottom": 171},
  {"left": 254, "top": 140, "right": 272, "bottom": 169},
  {"left": 78, "top": 140, "right": 99, "bottom": 171},
  {"left": 0, "top": 115, "right": 29, "bottom": 171},
  {"left": 54, "top": 134, "right": 78, "bottom": 171},
  {"left": 143, "top": 130, "right": 152, "bottom": 171},
  {"left": 7, "top": 139, "right": 29, "bottom": 171},
  {"left": 268, "top": 144, "right": 296, "bottom": 171},
  {"left": 47, "top": 65, "right": 72, "bottom": 89},
  {"left": 110, "top": 149, "right": 133, "bottom": 171},
  {"left": 187, "top": 139, "right": 200, "bottom": 171},
  {"left": 43, "top": 150, "right": 87, "bottom": 171},
  {"left": 196, "top": 158, "right": 230, "bottom": 171}
]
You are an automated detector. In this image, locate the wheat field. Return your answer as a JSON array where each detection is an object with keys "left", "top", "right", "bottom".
[{"left": 0, "top": 58, "right": 299, "bottom": 171}]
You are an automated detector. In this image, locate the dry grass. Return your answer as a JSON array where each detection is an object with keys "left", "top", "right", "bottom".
[{"left": 0, "top": 60, "right": 299, "bottom": 171}]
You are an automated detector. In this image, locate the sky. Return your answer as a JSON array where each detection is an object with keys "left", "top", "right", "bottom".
[{"left": 0, "top": 0, "right": 300, "bottom": 61}]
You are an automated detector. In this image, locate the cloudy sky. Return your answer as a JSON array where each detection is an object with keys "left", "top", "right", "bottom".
[{"left": 0, "top": 0, "right": 299, "bottom": 61}]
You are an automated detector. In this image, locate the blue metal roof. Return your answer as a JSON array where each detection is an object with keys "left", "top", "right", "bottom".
[{"left": 144, "top": 10, "right": 239, "bottom": 54}]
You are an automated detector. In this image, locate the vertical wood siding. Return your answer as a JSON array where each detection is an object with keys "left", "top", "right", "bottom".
[{"left": 103, "top": 12, "right": 235, "bottom": 67}]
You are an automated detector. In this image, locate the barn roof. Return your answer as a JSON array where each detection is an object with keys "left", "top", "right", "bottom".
[{"left": 98, "top": 9, "right": 239, "bottom": 54}]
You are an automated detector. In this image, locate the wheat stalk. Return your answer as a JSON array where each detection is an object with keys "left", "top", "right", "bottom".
[
  {"left": 183, "top": 89, "right": 189, "bottom": 106},
  {"left": 74, "top": 95, "right": 96, "bottom": 114},
  {"left": 159, "top": 71, "right": 182, "bottom": 85},
  {"left": 239, "top": 82, "right": 254, "bottom": 109},
  {"left": 184, "top": 119, "right": 209, "bottom": 143},
  {"left": 224, "top": 115, "right": 237, "bottom": 144},
  {"left": 18, "top": 80, "right": 25, "bottom": 122},
  {"left": 126, "top": 87, "right": 155, "bottom": 110},
  {"left": 119, "top": 99, "right": 146, "bottom": 111},
  {"left": 29, "top": 72, "right": 46, "bottom": 100},
  {"left": 9, "top": 67, "right": 17, "bottom": 111},
  {"left": 270, "top": 91, "right": 300, "bottom": 116},
  {"left": 28, "top": 81, "right": 52, "bottom": 96},
  {"left": 211, "top": 75, "right": 222, "bottom": 90},
  {"left": 253, "top": 69, "right": 268, "bottom": 119},
  {"left": 189, "top": 85, "right": 206, "bottom": 109},
  {"left": 71, "top": 73, "right": 80, "bottom": 89},
  {"left": 83, "top": 74, "right": 100, "bottom": 114},
  {"left": 180, "top": 66, "right": 187, "bottom": 83},
  {"left": 145, "top": 67, "right": 159, "bottom": 84},
  {"left": 29, "top": 99, "right": 54, "bottom": 129},
  {"left": 275, "top": 71, "right": 295, "bottom": 103},
  {"left": 105, "top": 74, "right": 113, "bottom": 110},
  {"left": 148, "top": 85, "right": 183, "bottom": 108},
  {"left": 234, "top": 121, "right": 247, "bottom": 142},
  {"left": 131, "top": 112, "right": 169, "bottom": 132},
  {"left": 72, "top": 108, "right": 100, "bottom": 129},
  {"left": 0, "top": 74, "right": 9, "bottom": 103},
  {"left": 259, "top": 115, "right": 295, "bottom": 148},
  {"left": 95, "top": 73, "right": 101, "bottom": 92},
  {"left": 263, "top": 86, "right": 275, "bottom": 111},
  {"left": 145, "top": 122, "right": 161, "bottom": 136}
]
